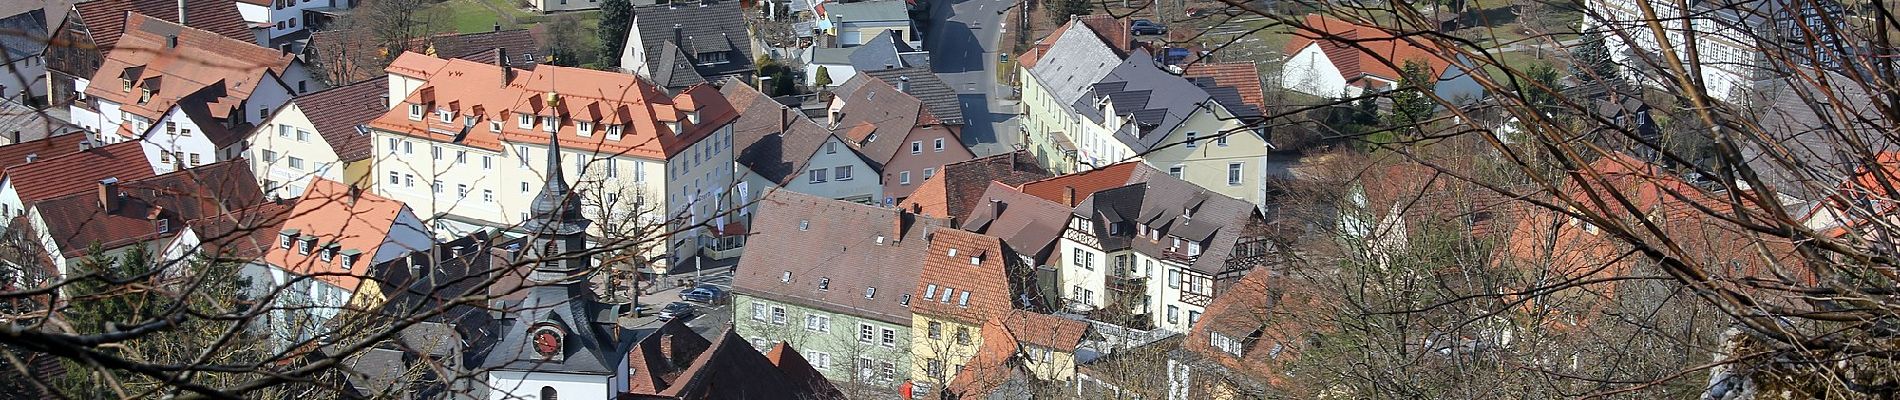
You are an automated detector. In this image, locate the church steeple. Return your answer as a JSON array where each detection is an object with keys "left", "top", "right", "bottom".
[{"left": 524, "top": 101, "right": 592, "bottom": 280}]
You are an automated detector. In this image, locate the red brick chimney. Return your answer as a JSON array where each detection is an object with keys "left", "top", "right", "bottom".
[{"left": 1062, "top": 185, "right": 1076, "bottom": 206}]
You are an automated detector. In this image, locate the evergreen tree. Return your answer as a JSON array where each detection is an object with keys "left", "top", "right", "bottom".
[
  {"left": 1572, "top": 31, "right": 1621, "bottom": 85},
  {"left": 597, "top": 0, "right": 635, "bottom": 69},
  {"left": 1046, "top": 0, "right": 1091, "bottom": 24},
  {"left": 814, "top": 65, "right": 834, "bottom": 88},
  {"left": 1385, "top": 60, "right": 1438, "bottom": 129}
]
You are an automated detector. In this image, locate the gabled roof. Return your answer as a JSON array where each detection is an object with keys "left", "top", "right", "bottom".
[
  {"left": 898, "top": 151, "right": 1051, "bottom": 221},
  {"left": 912, "top": 229, "right": 1019, "bottom": 324},
  {"left": 765, "top": 342, "right": 846, "bottom": 399},
  {"left": 960, "top": 181, "right": 1071, "bottom": 263},
  {"left": 0, "top": 9, "right": 48, "bottom": 63},
  {"left": 1003, "top": 309, "right": 1089, "bottom": 351},
  {"left": 1181, "top": 265, "right": 1309, "bottom": 385},
  {"left": 1070, "top": 172, "right": 1266, "bottom": 275},
  {"left": 84, "top": 12, "right": 296, "bottom": 121},
  {"left": 625, "top": 319, "right": 716, "bottom": 394},
  {"left": 1025, "top": 25, "right": 1124, "bottom": 107},
  {"left": 1183, "top": 62, "right": 1267, "bottom": 119},
  {"left": 428, "top": 28, "right": 542, "bottom": 65},
  {"left": 266, "top": 177, "right": 422, "bottom": 292},
  {"left": 70, "top": 0, "right": 252, "bottom": 52},
  {"left": 725, "top": 82, "right": 857, "bottom": 185},
  {"left": 1282, "top": 13, "right": 1455, "bottom": 83},
  {"left": 862, "top": 67, "right": 962, "bottom": 125},
  {"left": 370, "top": 53, "right": 737, "bottom": 160},
  {"left": 733, "top": 189, "right": 945, "bottom": 325},
  {"left": 287, "top": 76, "right": 388, "bottom": 162},
  {"left": 1082, "top": 51, "right": 1223, "bottom": 149},
  {"left": 178, "top": 200, "right": 293, "bottom": 262},
  {"left": 0, "top": 102, "right": 84, "bottom": 144},
  {"left": 371, "top": 231, "right": 504, "bottom": 332},
  {"left": 633, "top": 327, "right": 843, "bottom": 399},
  {"left": 631, "top": 0, "right": 755, "bottom": 89},
  {"left": 34, "top": 159, "right": 264, "bottom": 257},
  {"left": 5, "top": 141, "right": 155, "bottom": 205},
  {"left": 1020, "top": 161, "right": 1160, "bottom": 206},
  {"left": 0, "top": 132, "right": 87, "bottom": 168},
  {"left": 819, "top": 0, "right": 909, "bottom": 22},
  {"left": 831, "top": 75, "right": 931, "bottom": 166},
  {"left": 945, "top": 318, "right": 1035, "bottom": 398},
  {"left": 306, "top": 29, "right": 540, "bottom": 85},
  {"left": 845, "top": 30, "right": 927, "bottom": 71}
]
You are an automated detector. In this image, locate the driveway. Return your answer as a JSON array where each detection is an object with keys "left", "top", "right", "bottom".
[{"left": 925, "top": 0, "right": 1023, "bottom": 156}]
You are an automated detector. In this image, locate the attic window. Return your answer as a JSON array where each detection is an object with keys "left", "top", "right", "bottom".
[
  {"left": 799, "top": 220, "right": 810, "bottom": 231},
  {"left": 901, "top": 294, "right": 911, "bottom": 306},
  {"left": 340, "top": 250, "right": 361, "bottom": 269},
  {"left": 606, "top": 125, "right": 623, "bottom": 140},
  {"left": 874, "top": 235, "right": 885, "bottom": 245},
  {"left": 667, "top": 121, "right": 682, "bottom": 135},
  {"left": 278, "top": 230, "right": 298, "bottom": 249},
  {"left": 924, "top": 284, "right": 937, "bottom": 299},
  {"left": 1188, "top": 242, "right": 1202, "bottom": 257},
  {"left": 437, "top": 109, "right": 453, "bottom": 123},
  {"left": 956, "top": 291, "right": 970, "bottom": 307},
  {"left": 819, "top": 277, "right": 830, "bottom": 290},
  {"left": 865, "top": 287, "right": 876, "bottom": 299},
  {"left": 939, "top": 287, "right": 954, "bottom": 302},
  {"left": 947, "top": 248, "right": 958, "bottom": 257},
  {"left": 969, "top": 256, "right": 981, "bottom": 265},
  {"left": 408, "top": 104, "right": 424, "bottom": 121},
  {"left": 577, "top": 121, "right": 594, "bottom": 136},
  {"left": 781, "top": 270, "right": 792, "bottom": 283},
  {"left": 298, "top": 236, "right": 316, "bottom": 255},
  {"left": 138, "top": 88, "right": 152, "bottom": 104},
  {"left": 685, "top": 111, "right": 700, "bottom": 125},
  {"left": 320, "top": 244, "right": 339, "bottom": 261},
  {"left": 156, "top": 219, "right": 169, "bottom": 234}
]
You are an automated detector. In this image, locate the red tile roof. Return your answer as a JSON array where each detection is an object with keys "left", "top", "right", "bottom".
[
  {"left": 34, "top": 159, "right": 264, "bottom": 257},
  {"left": 177, "top": 199, "right": 293, "bottom": 260},
  {"left": 0, "top": 134, "right": 88, "bottom": 169},
  {"left": 266, "top": 177, "right": 417, "bottom": 292},
  {"left": 1003, "top": 309, "right": 1088, "bottom": 351},
  {"left": 1183, "top": 62, "right": 1267, "bottom": 115},
  {"left": 913, "top": 229, "right": 1019, "bottom": 324},
  {"left": 1283, "top": 13, "right": 1454, "bottom": 84},
  {"left": 1020, "top": 161, "right": 1159, "bottom": 206},
  {"left": 84, "top": 12, "right": 296, "bottom": 122},
  {"left": 945, "top": 318, "right": 1030, "bottom": 397},
  {"left": 765, "top": 342, "right": 846, "bottom": 398},
  {"left": 897, "top": 151, "right": 1051, "bottom": 222},
  {"left": 732, "top": 189, "right": 947, "bottom": 325},
  {"left": 370, "top": 52, "right": 736, "bottom": 160},
  {"left": 5, "top": 141, "right": 155, "bottom": 205},
  {"left": 71, "top": 0, "right": 253, "bottom": 52}
]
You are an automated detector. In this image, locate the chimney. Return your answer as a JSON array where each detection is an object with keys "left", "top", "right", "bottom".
[
  {"left": 166, "top": 35, "right": 178, "bottom": 48},
  {"left": 991, "top": 198, "right": 1005, "bottom": 220},
  {"left": 897, "top": 76, "right": 910, "bottom": 93},
  {"left": 893, "top": 210, "right": 911, "bottom": 241},
  {"left": 1062, "top": 185, "right": 1075, "bottom": 206},
  {"left": 176, "top": 0, "right": 187, "bottom": 25},
  {"left": 884, "top": 63, "right": 894, "bottom": 70},
  {"left": 346, "top": 185, "right": 363, "bottom": 206},
  {"left": 498, "top": 47, "right": 512, "bottom": 87},
  {"left": 493, "top": 22, "right": 501, "bottom": 32},
  {"left": 98, "top": 177, "right": 122, "bottom": 214},
  {"left": 23, "top": 153, "right": 35, "bottom": 163},
  {"left": 673, "top": 24, "right": 684, "bottom": 47}
]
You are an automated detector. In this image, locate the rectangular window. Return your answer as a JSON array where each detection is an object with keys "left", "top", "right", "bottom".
[
  {"left": 432, "top": 145, "right": 442, "bottom": 160},
  {"left": 1216, "top": 134, "right": 1229, "bottom": 146},
  {"left": 516, "top": 145, "right": 531, "bottom": 167},
  {"left": 771, "top": 306, "right": 787, "bottom": 324},
  {"left": 262, "top": 150, "right": 277, "bottom": 163},
  {"left": 899, "top": 171, "right": 911, "bottom": 185},
  {"left": 489, "top": 120, "right": 502, "bottom": 132},
  {"left": 437, "top": 109, "right": 452, "bottom": 123},
  {"left": 1167, "top": 305, "right": 1180, "bottom": 324},
  {"left": 387, "top": 138, "right": 398, "bottom": 154},
  {"left": 456, "top": 184, "right": 467, "bottom": 197},
  {"left": 859, "top": 324, "right": 876, "bottom": 344},
  {"left": 814, "top": 352, "right": 832, "bottom": 370},
  {"left": 826, "top": 142, "right": 837, "bottom": 154},
  {"left": 1185, "top": 132, "right": 1198, "bottom": 148},
  {"left": 521, "top": 182, "right": 531, "bottom": 193},
  {"left": 287, "top": 156, "right": 304, "bottom": 170},
  {"left": 880, "top": 327, "right": 897, "bottom": 348},
  {"left": 456, "top": 151, "right": 467, "bottom": 165},
  {"left": 404, "top": 174, "right": 414, "bottom": 187},
  {"left": 402, "top": 141, "right": 412, "bottom": 154},
  {"left": 165, "top": 122, "right": 176, "bottom": 135},
  {"left": 541, "top": 116, "right": 558, "bottom": 132},
  {"left": 1168, "top": 269, "right": 1182, "bottom": 288},
  {"left": 160, "top": 150, "right": 172, "bottom": 164},
  {"left": 577, "top": 121, "right": 594, "bottom": 136},
  {"left": 517, "top": 113, "right": 532, "bottom": 129},
  {"left": 1189, "top": 310, "right": 1202, "bottom": 326},
  {"left": 927, "top": 321, "right": 942, "bottom": 339},
  {"left": 295, "top": 129, "right": 308, "bottom": 142},
  {"left": 606, "top": 125, "right": 623, "bottom": 140},
  {"left": 482, "top": 155, "right": 493, "bottom": 170},
  {"left": 1228, "top": 162, "right": 1243, "bottom": 185},
  {"left": 408, "top": 104, "right": 423, "bottom": 120},
  {"left": 189, "top": 153, "right": 200, "bottom": 166},
  {"left": 808, "top": 169, "right": 826, "bottom": 183},
  {"left": 433, "top": 180, "right": 443, "bottom": 193},
  {"left": 834, "top": 166, "right": 852, "bottom": 180},
  {"left": 933, "top": 138, "right": 945, "bottom": 151},
  {"left": 923, "top": 168, "right": 935, "bottom": 179},
  {"left": 805, "top": 314, "right": 831, "bottom": 333},
  {"left": 751, "top": 303, "right": 767, "bottom": 321},
  {"left": 605, "top": 158, "right": 618, "bottom": 178},
  {"left": 955, "top": 326, "right": 971, "bottom": 345},
  {"left": 1169, "top": 165, "right": 1184, "bottom": 179},
  {"left": 483, "top": 190, "right": 494, "bottom": 203},
  {"left": 389, "top": 171, "right": 399, "bottom": 185},
  {"left": 910, "top": 141, "right": 922, "bottom": 154}
]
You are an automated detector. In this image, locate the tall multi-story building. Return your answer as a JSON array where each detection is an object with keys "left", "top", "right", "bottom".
[
  {"left": 366, "top": 52, "right": 738, "bottom": 265},
  {"left": 1585, "top": 0, "right": 1848, "bottom": 102}
]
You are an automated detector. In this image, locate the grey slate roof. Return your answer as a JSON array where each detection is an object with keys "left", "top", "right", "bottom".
[
  {"left": 810, "top": 47, "right": 855, "bottom": 65},
  {"left": 732, "top": 189, "right": 947, "bottom": 325},
  {"left": 863, "top": 67, "right": 962, "bottom": 125},
  {"left": 633, "top": 0, "right": 754, "bottom": 89},
  {"left": 1027, "top": 25, "right": 1123, "bottom": 109},
  {"left": 846, "top": 29, "right": 924, "bottom": 71},
  {"left": 824, "top": 0, "right": 910, "bottom": 22},
  {"left": 0, "top": 9, "right": 47, "bottom": 64},
  {"left": 961, "top": 181, "right": 1071, "bottom": 264},
  {"left": 0, "top": 100, "right": 82, "bottom": 143},
  {"left": 1737, "top": 71, "right": 1893, "bottom": 203},
  {"left": 1078, "top": 50, "right": 1241, "bottom": 152},
  {"left": 1071, "top": 172, "right": 1264, "bottom": 275}
]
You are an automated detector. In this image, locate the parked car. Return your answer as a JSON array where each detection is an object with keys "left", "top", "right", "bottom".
[
  {"left": 658, "top": 302, "right": 696, "bottom": 322},
  {"left": 1131, "top": 19, "right": 1168, "bottom": 35},
  {"left": 682, "top": 285, "right": 728, "bottom": 304}
]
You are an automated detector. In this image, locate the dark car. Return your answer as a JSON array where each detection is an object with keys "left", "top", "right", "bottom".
[
  {"left": 657, "top": 302, "right": 696, "bottom": 322},
  {"left": 1131, "top": 19, "right": 1167, "bottom": 35},
  {"left": 682, "top": 285, "right": 728, "bottom": 304}
]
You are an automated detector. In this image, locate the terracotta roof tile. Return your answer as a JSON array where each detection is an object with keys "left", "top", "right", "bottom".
[
  {"left": 72, "top": 0, "right": 253, "bottom": 51},
  {"left": 34, "top": 159, "right": 263, "bottom": 257},
  {"left": 732, "top": 189, "right": 946, "bottom": 324},
  {"left": 5, "top": 141, "right": 155, "bottom": 205},
  {"left": 84, "top": 13, "right": 297, "bottom": 122},
  {"left": 287, "top": 76, "right": 387, "bottom": 162},
  {"left": 1020, "top": 161, "right": 1160, "bottom": 206},
  {"left": 1183, "top": 62, "right": 1267, "bottom": 117},
  {"left": 765, "top": 342, "right": 846, "bottom": 398},
  {"left": 0, "top": 134, "right": 88, "bottom": 168},
  {"left": 1003, "top": 309, "right": 1088, "bottom": 351},
  {"left": 912, "top": 229, "right": 1019, "bottom": 324},
  {"left": 1283, "top": 13, "right": 1454, "bottom": 84},
  {"left": 175, "top": 199, "right": 293, "bottom": 260},
  {"left": 945, "top": 318, "right": 1028, "bottom": 397},
  {"left": 265, "top": 177, "right": 421, "bottom": 292},
  {"left": 961, "top": 182, "right": 1071, "bottom": 264},
  {"left": 1182, "top": 266, "right": 1311, "bottom": 386},
  {"left": 369, "top": 53, "right": 736, "bottom": 160},
  {"left": 898, "top": 151, "right": 1051, "bottom": 222}
]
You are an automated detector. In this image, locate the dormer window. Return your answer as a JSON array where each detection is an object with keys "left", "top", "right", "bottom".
[
  {"left": 320, "top": 244, "right": 338, "bottom": 261},
  {"left": 576, "top": 121, "right": 594, "bottom": 136},
  {"left": 606, "top": 124, "right": 623, "bottom": 140},
  {"left": 667, "top": 121, "right": 682, "bottom": 135},
  {"left": 298, "top": 236, "right": 316, "bottom": 255},
  {"left": 781, "top": 270, "right": 793, "bottom": 282},
  {"left": 437, "top": 109, "right": 453, "bottom": 123},
  {"left": 685, "top": 111, "right": 700, "bottom": 125},
  {"left": 156, "top": 219, "right": 169, "bottom": 234},
  {"left": 517, "top": 112, "right": 533, "bottom": 129},
  {"left": 490, "top": 120, "right": 502, "bottom": 132},
  {"left": 541, "top": 116, "right": 558, "bottom": 132},
  {"left": 340, "top": 250, "right": 360, "bottom": 270},
  {"left": 819, "top": 277, "right": 830, "bottom": 290},
  {"left": 1188, "top": 241, "right": 1202, "bottom": 256},
  {"left": 409, "top": 104, "right": 425, "bottom": 121},
  {"left": 278, "top": 229, "right": 299, "bottom": 249},
  {"left": 901, "top": 294, "right": 911, "bottom": 305},
  {"left": 137, "top": 88, "right": 152, "bottom": 104},
  {"left": 121, "top": 77, "right": 133, "bottom": 92},
  {"left": 865, "top": 287, "right": 876, "bottom": 299}
]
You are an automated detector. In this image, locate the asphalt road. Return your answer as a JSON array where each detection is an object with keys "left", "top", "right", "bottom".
[
  {"left": 620, "top": 272, "right": 733, "bottom": 339},
  {"left": 925, "top": 0, "right": 1023, "bottom": 156}
]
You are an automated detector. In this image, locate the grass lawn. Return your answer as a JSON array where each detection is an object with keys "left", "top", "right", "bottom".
[{"left": 429, "top": 0, "right": 601, "bottom": 33}]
